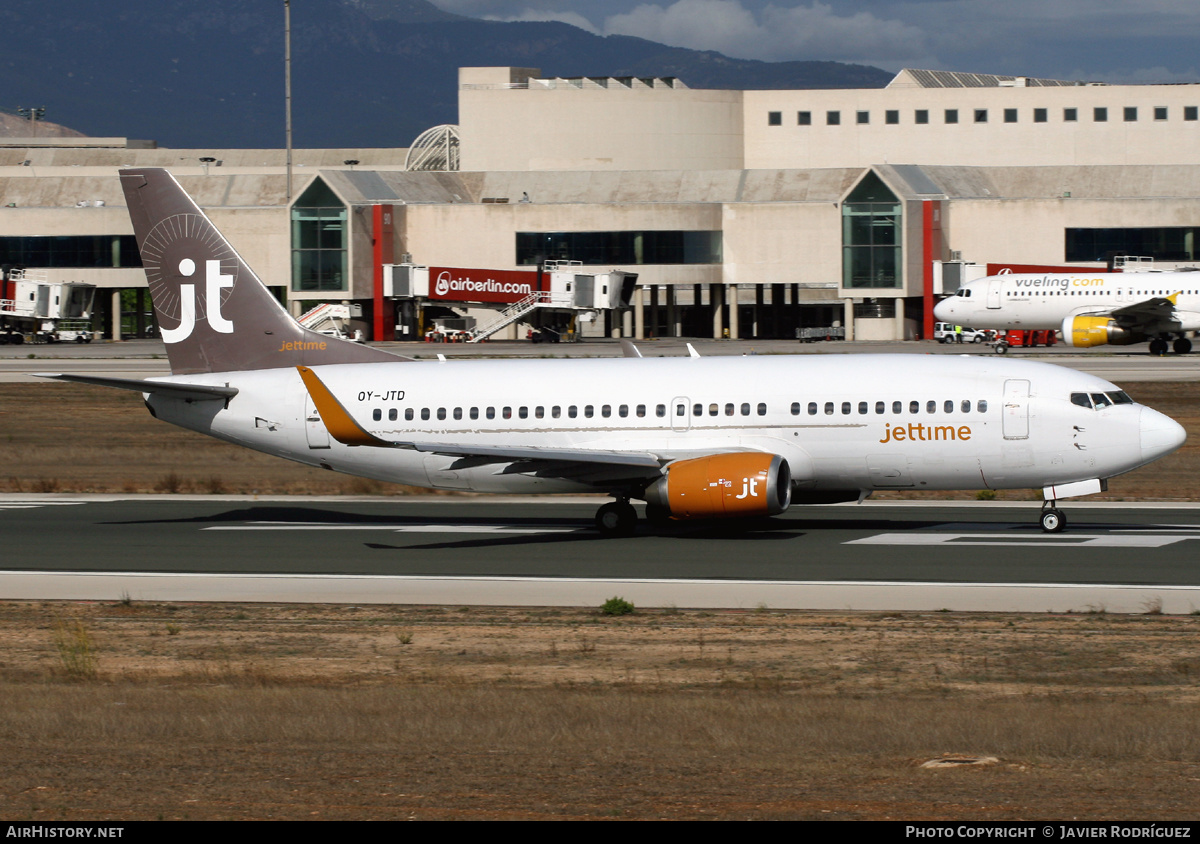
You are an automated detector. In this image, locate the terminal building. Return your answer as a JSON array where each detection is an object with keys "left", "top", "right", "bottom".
[{"left": 2, "top": 66, "right": 1200, "bottom": 342}]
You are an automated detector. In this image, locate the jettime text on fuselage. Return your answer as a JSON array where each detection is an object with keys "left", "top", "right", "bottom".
[{"left": 879, "top": 423, "right": 972, "bottom": 444}]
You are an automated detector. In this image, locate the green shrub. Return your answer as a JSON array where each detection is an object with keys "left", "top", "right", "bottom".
[{"left": 600, "top": 596, "right": 635, "bottom": 616}]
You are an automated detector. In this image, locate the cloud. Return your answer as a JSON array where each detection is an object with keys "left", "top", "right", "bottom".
[
  {"left": 609, "top": 1, "right": 927, "bottom": 64},
  {"left": 481, "top": 9, "right": 601, "bottom": 34},
  {"left": 473, "top": 1, "right": 928, "bottom": 64}
]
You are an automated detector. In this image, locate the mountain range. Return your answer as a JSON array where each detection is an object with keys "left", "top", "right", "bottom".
[{"left": 0, "top": 0, "right": 892, "bottom": 149}]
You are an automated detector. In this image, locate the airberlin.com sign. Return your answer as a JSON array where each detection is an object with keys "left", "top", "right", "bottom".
[{"left": 428, "top": 267, "right": 540, "bottom": 304}]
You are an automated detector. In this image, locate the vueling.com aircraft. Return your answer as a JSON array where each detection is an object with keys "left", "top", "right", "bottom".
[
  {"left": 933, "top": 270, "right": 1200, "bottom": 356},
  {"left": 43, "top": 169, "right": 1187, "bottom": 534}
]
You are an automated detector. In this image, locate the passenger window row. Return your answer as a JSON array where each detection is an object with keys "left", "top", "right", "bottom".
[
  {"left": 369, "top": 401, "right": 774, "bottom": 423},
  {"left": 371, "top": 403, "right": 673, "bottom": 423},
  {"left": 790, "top": 399, "right": 988, "bottom": 416}
]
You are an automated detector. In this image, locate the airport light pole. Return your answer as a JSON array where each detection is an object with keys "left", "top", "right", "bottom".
[
  {"left": 285, "top": 0, "right": 293, "bottom": 201},
  {"left": 17, "top": 107, "right": 46, "bottom": 137}
]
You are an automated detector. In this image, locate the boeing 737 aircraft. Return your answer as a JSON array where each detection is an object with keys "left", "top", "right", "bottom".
[
  {"left": 934, "top": 271, "right": 1200, "bottom": 355},
  {"left": 42, "top": 170, "right": 1187, "bottom": 534}
]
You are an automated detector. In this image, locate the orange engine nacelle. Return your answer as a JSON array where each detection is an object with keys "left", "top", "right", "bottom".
[
  {"left": 643, "top": 453, "right": 792, "bottom": 520},
  {"left": 1062, "top": 315, "right": 1142, "bottom": 348}
]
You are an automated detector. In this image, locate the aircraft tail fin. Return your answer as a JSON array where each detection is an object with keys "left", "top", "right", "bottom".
[{"left": 119, "top": 168, "right": 403, "bottom": 375}]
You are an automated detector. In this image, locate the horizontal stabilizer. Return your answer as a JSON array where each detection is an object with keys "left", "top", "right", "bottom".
[{"left": 36, "top": 373, "right": 238, "bottom": 402}]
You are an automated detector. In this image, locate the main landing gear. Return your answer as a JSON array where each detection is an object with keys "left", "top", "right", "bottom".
[
  {"left": 1040, "top": 500, "right": 1067, "bottom": 533},
  {"left": 1149, "top": 336, "right": 1193, "bottom": 356},
  {"left": 595, "top": 499, "right": 638, "bottom": 537}
]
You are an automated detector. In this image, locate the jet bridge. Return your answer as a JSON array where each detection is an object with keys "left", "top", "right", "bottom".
[{"left": 383, "top": 261, "right": 636, "bottom": 342}]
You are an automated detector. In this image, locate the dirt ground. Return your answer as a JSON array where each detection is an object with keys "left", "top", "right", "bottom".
[
  {"left": 2, "top": 381, "right": 1200, "bottom": 819},
  {"left": 3, "top": 601, "right": 1200, "bottom": 820}
]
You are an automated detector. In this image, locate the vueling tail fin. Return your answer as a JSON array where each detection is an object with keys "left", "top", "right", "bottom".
[{"left": 120, "top": 168, "right": 404, "bottom": 375}]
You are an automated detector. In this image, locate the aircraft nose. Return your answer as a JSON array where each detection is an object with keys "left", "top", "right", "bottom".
[
  {"left": 933, "top": 299, "right": 953, "bottom": 321},
  {"left": 1140, "top": 407, "right": 1186, "bottom": 461}
]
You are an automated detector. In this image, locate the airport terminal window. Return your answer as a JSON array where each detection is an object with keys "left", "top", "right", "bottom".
[
  {"left": 886, "top": 110, "right": 899, "bottom": 124},
  {"left": 945, "top": 109, "right": 958, "bottom": 124},
  {"left": 1034, "top": 108, "right": 1048, "bottom": 123},
  {"left": 857, "top": 111, "right": 870, "bottom": 124},
  {"left": 1094, "top": 107, "right": 1108, "bottom": 122},
  {"left": 0, "top": 235, "right": 142, "bottom": 269},
  {"left": 1064, "top": 108, "right": 1078, "bottom": 121},
  {"left": 1155, "top": 107, "right": 1168, "bottom": 121},
  {"left": 1124, "top": 107, "right": 1138, "bottom": 122},
  {"left": 1004, "top": 109, "right": 1018, "bottom": 123},
  {"left": 974, "top": 109, "right": 988, "bottom": 123},
  {"left": 915, "top": 110, "right": 929, "bottom": 124},
  {"left": 768, "top": 111, "right": 782, "bottom": 126},
  {"left": 1066, "top": 227, "right": 1200, "bottom": 262},
  {"left": 843, "top": 172, "right": 902, "bottom": 289},
  {"left": 1186, "top": 107, "right": 1198, "bottom": 121},
  {"left": 798, "top": 111, "right": 811, "bottom": 125},
  {"left": 291, "top": 179, "right": 347, "bottom": 292},
  {"left": 516, "top": 231, "right": 721, "bottom": 265},
  {"left": 827, "top": 111, "right": 841, "bottom": 125}
]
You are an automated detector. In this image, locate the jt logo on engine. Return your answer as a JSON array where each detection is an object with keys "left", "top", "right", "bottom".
[{"left": 735, "top": 477, "right": 759, "bottom": 499}]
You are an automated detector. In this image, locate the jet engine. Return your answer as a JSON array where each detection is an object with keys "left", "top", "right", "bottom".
[
  {"left": 1062, "top": 315, "right": 1143, "bottom": 347},
  {"left": 643, "top": 453, "right": 792, "bottom": 520}
]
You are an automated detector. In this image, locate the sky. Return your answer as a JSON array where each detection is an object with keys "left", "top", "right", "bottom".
[{"left": 427, "top": 0, "right": 1200, "bottom": 83}]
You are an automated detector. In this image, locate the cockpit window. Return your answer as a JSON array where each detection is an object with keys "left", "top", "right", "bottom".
[{"left": 1074, "top": 391, "right": 1134, "bottom": 410}]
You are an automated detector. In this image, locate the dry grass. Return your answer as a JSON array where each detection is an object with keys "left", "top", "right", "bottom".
[{"left": 3, "top": 602, "right": 1200, "bottom": 819}]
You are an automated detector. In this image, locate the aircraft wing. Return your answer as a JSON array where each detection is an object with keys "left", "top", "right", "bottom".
[
  {"left": 1107, "top": 293, "right": 1182, "bottom": 332},
  {"left": 36, "top": 373, "right": 239, "bottom": 402}
]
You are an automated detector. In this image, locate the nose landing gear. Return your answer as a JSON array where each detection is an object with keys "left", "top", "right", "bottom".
[{"left": 1040, "top": 500, "right": 1067, "bottom": 533}]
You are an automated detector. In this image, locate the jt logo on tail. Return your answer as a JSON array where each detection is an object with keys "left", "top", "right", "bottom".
[{"left": 160, "top": 258, "right": 235, "bottom": 343}]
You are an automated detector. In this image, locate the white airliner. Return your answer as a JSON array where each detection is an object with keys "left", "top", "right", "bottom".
[
  {"left": 42, "top": 169, "right": 1187, "bottom": 534},
  {"left": 933, "top": 271, "right": 1200, "bottom": 355}
]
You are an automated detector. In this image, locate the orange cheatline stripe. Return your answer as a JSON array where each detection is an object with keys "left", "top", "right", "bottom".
[{"left": 296, "top": 366, "right": 389, "bottom": 447}]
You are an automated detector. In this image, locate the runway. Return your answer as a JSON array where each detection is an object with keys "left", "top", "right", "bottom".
[{"left": 4, "top": 495, "right": 1199, "bottom": 613}]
